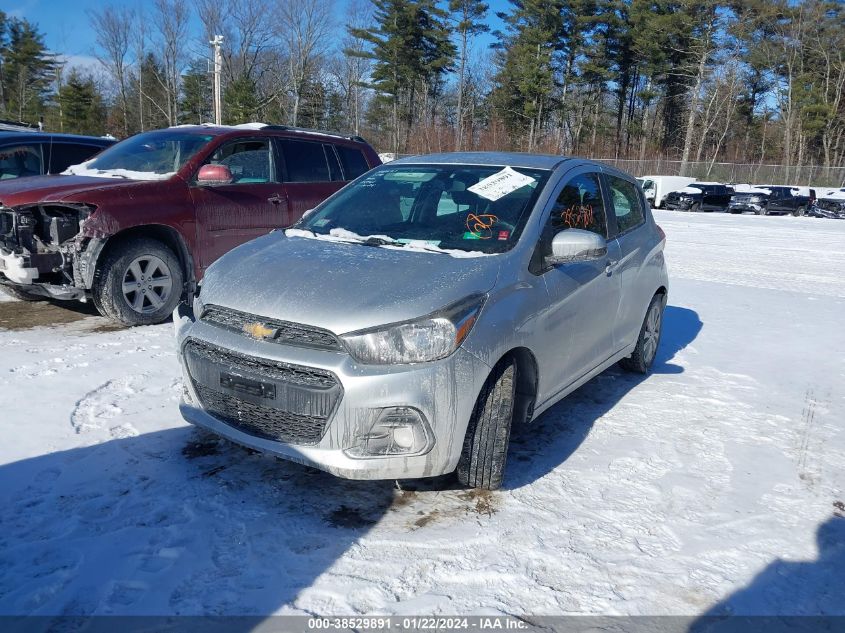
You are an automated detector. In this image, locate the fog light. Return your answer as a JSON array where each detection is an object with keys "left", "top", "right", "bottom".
[{"left": 346, "top": 407, "right": 433, "bottom": 458}]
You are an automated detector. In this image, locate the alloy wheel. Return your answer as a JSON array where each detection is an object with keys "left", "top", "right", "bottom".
[
  {"left": 643, "top": 302, "right": 662, "bottom": 365},
  {"left": 121, "top": 255, "right": 173, "bottom": 314}
]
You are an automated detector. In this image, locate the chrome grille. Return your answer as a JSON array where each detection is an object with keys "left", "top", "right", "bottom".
[
  {"left": 200, "top": 304, "right": 342, "bottom": 351},
  {"left": 184, "top": 338, "right": 342, "bottom": 445}
]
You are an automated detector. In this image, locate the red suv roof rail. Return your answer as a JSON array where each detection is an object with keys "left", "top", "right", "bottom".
[{"left": 262, "top": 124, "right": 366, "bottom": 143}]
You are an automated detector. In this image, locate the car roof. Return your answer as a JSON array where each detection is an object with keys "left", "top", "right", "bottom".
[
  {"left": 164, "top": 123, "right": 368, "bottom": 145},
  {"left": 388, "top": 151, "right": 612, "bottom": 171},
  {"left": 0, "top": 132, "right": 113, "bottom": 144}
]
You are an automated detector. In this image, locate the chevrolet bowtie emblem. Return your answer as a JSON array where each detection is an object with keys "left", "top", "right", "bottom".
[{"left": 242, "top": 322, "right": 279, "bottom": 340}]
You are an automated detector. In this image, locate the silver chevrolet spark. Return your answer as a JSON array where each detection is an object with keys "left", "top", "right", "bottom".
[{"left": 175, "top": 152, "right": 668, "bottom": 489}]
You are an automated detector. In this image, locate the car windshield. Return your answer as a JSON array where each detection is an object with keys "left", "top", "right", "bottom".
[
  {"left": 65, "top": 130, "right": 214, "bottom": 180},
  {"left": 296, "top": 164, "right": 550, "bottom": 254}
]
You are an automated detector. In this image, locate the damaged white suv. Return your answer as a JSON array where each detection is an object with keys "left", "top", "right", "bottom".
[{"left": 175, "top": 152, "right": 668, "bottom": 489}]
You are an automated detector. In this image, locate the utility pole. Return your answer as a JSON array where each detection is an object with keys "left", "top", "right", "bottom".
[{"left": 210, "top": 35, "right": 224, "bottom": 125}]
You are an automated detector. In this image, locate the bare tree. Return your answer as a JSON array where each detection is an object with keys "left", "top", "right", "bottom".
[
  {"left": 89, "top": 5, "right": 133, "bottom": 136},
  {"left": 152, "top": 0, "right": 191, "bottom": 125},
  {"left": 276, "top": 0, "right": 334, "bottom": 127}
]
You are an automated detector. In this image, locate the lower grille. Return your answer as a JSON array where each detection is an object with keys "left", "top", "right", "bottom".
[
  {"left": 194, "top": 383, "right": 328, "bottom": 445},
  {"left": 184, "top": 338, "right": 342, "bottom": 445}
]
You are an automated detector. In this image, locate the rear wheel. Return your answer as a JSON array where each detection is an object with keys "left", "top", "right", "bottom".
[
  {"left": 457, "top": 358, "right": 517, "bottom": 490},
  {"left": 620, "top": 293, "right": 665, "bottom": 374},
  {"left": 93, "top": 238, "right": 184, "bottom": 326},
  {"left": 0, "top": 286, "right": 44, "bottom": 301}
]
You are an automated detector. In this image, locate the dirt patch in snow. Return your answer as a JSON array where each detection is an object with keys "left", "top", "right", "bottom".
[
  {"left": 835, "top": 501, "right": 844, "bottom": 518},
  {"left": 0, "top": 300, "right": 96, "bottom": 330}
]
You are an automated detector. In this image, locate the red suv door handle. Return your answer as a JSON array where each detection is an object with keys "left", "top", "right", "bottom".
[{"left": 267, "top": 193, "right": 284, "bottom": 205}]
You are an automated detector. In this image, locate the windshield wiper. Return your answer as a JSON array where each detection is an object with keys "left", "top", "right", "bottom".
[{"left": 361, "top": 236, "right": 401, "bottom": 247}]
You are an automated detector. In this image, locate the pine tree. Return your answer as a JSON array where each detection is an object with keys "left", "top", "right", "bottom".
[
  {"left": 180, "top": 59, "right": 212, "bottom": 125},
  {"left": 491, "top": 0, "right": 566, "bottom": 150},
  {"left": 349, "top": 0, "right": 456, "bottom": 152},
  {"left": 0, "top": 14, "right": 57, "bottom": 124},
  {"left": 56, "top": 70, "right": 107, "bottom": 135}
]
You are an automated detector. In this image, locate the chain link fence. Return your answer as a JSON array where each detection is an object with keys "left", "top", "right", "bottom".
[{"left": 592, "top": 158, "right": 845, "bottom": 188}]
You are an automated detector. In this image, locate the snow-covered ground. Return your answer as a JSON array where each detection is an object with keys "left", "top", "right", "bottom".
[{"left": 0, "top": 211, "right": 843, "bottom": 618}]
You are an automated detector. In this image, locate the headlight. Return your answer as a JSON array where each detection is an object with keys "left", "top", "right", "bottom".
[{"left": 340, "top": 294, "right": 485, "bottom": 364}]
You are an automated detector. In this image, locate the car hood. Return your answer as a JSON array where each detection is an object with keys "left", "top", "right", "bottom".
[
  {"left": 200, "top": 231, "right": 503, "bottom": 335},
  {"left": 0, "top": 175, "right": 162, "bottom": 207}
]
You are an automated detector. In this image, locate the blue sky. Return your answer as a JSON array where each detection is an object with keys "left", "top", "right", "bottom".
[{"left": 10, "top": 0, "right": 511, "bottom": 74}]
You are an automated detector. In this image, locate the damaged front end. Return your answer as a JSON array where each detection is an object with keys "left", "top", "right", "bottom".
[{"left": 0, "top": 203, "right": 105, "bottom": 300}]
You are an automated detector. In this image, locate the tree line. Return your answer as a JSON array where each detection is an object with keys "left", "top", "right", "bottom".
[{"left": 1, "top": 0, "right": 844, "bottom": 176}]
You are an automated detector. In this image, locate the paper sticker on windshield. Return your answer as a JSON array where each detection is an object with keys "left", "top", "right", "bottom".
[{"left": 467, "top": 167, "right": 536, "bottom": 201}]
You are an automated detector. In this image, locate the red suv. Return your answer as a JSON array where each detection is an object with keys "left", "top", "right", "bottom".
[{"left": 0, "top": 124, "right": 380, "bottom": 325}]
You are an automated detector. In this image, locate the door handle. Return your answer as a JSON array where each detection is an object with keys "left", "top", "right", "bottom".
[
  {"left": 605, "top": 259, "right": 619, "bottom": 274},
  {"left": 267, "top": 193, "right": 284, "bottom": 205}
]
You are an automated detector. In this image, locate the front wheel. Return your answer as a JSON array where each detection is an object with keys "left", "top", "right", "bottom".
[
  {"left": 457, "top": 358, "right": 517, "bottom": 490},
  {"left": 93, "top": 238, "right": 184, "bottom": 326},
  {"left": 620, "top": 293, "right": 665, "bottom": 374},
  {"left": 689, "top": 202, "right": 700, "bottom": 213},
  {"left": 793, "top": 206, "right": 806, "bottom": 217}
]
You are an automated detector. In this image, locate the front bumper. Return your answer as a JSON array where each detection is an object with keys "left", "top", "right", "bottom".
[
  {"left": 728, "top": 202, "right": 763, "bottom": 214},
  {"left": 174, "top": 303, "right": 492, "bottom": 480},
  {"left": 663, "top": 199, "right": 693, "bottom": 210}
]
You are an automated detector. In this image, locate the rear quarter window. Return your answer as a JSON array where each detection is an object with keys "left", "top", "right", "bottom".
[
  {"left": 48, "top": 143, "right": 106, "bottom": 174},
  {"left": 280, "top": 139, "right": 330, "bottom": 182},
  {"left": 607, "top": 175, "right": 645, "bottom": 235},
  {"left": 336, "top": 145, "right": 370, "bottom": 180}
]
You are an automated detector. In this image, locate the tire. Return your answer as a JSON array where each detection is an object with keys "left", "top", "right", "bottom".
[
  {"left": 793, "top": 206, "right": 806, "bottom": 217},
  {"left": 93, "top": 238, "right": 184, "bottom": 326},
  {"left": 0, "top": 285, "right": 44, "bottom": 301},
  {"left": 457, "top": 358, "right": 517, "bottom": 490},
  {"left": 689, "top": 202, "right": 700, "bottom": 213},
  {"left": 756, "top": 207, "right": 768, "bottom": 215},
  {"left": 620, "top": 293, "right": 666, "bottom": 374}
]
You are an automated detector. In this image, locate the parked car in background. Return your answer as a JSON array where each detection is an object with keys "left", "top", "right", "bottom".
[
  {"left": 663, "top": 182, "right": 734, "bottom": 212},
  {"left": 811, "top": 189, "right": 845, "bottom": 219},
  {"left": 636, "top": 175, "right": 695, "bottom": 208},
  {"left": 758, "top": 185, "right": 815, "bottom": 216},
  {"left": 175, "top": 152, "right": 669, "bottom": 489},
  {"left": 0, "top": 132, "right": 113, "bottom": 180},
  {"left": 728, "top": 185, "right": 771, "bottom": 214},
  {"left": 0, "top": 124, "right": 380, "bottom": 324}
]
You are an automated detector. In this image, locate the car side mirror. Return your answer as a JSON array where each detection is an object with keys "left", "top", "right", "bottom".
[
  {"left": 197, "top": 164, "right": 233, "bottom": 186},
  {"left": 546, "top": 229, "right": 607, "bottom": 266}
]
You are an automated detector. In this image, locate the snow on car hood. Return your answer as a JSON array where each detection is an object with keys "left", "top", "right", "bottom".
[
  {"left": 62, "top": 159, "right": 175, "bottom": 181},
  {"left": 284, "top": 228, "right": 493, "bottom": 258},
  {"left": 200, "top": 231, "right": 502, "bottom": 335},
  {"left": 679, "top": 186, "right": 703, "bottom": 194}
]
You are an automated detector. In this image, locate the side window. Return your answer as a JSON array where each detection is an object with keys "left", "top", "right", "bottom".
[
  {"left": 607, "top": 175, "right": 645, "bottom": 234},
  {"left": 0, "top": 144, "right": 43, "bottom": 179},
  {"left": 203, "top": 139, "right": 274, "bottom": 184},
  {"left": 550, "top": 172, "right": 608, "bottom": 236},
  {"left": 533, "top": 172, "right": 607, "bottom": 270},
  {"left": 280, "top": 139, "right": 330, "bottom": 182},
  {"left": 49, "top": 143, "right": 104, "bottom": 173},
  {"left": 336, "top": 145, "right": 370, "bottom": 180}
]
